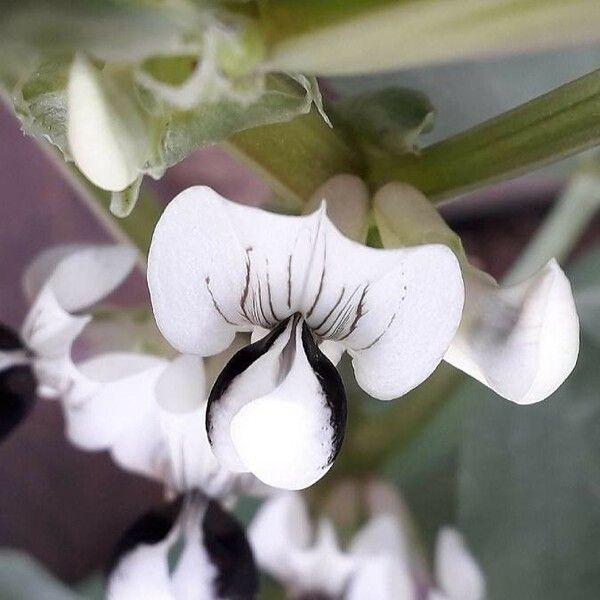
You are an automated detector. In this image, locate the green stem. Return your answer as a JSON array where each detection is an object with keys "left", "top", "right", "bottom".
[
  {"left": 370, "top": 69, "right": 600, "bottom": 202},
  {"left": 506, "top": 156, "right": 600, "bottom": 283},
  {"left": 225, "top": 106, "right": 363, "bottom": 208},
  {"left": 35, "top": 142, "right": 162, "bottom": 263}
]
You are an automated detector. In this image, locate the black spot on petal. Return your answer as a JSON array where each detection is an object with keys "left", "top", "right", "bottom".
[
  {"left": 206, "top": 318, "right": 290, "bottom": 444},
  {"left": 202, "top": 501, "right": 258, "bottom": 600},
  {"left": 0, "top": 323, "right": 23, "bottom": 351},
  {"left": 107, "top": 497, "right": 183, "bottom": 576},
  {"left": 0, "top": 366, "right": 36, "bottom": 443},
  {"left": 301, "top": 323, "right": 347, "bottom": 464}
]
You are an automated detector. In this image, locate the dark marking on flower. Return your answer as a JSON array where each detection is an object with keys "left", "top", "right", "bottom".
[
  {"left": 287, "top": 254, "right": 293, "bottom": 309},
  {"left": 202, "top": 500, "right": 258, "bottom": 600},
  {"left": 206, "top": 277, "right": 237, "bottom": 326},
  {"left": 306, "top": 241, "right": 328, "bottom": 320},
  {"left": 106, "top": 497, "right": 183, "bottom": 576},
  {"left": 265, "top": 259, "right": 281, "bottom": 323},
  {"left": 0, "top": 323, "right": 35, "bottom": 443},
  {"left": 0, "top": 365, "right": 36, "bottom": 443},
  {"left": 206, "top": 319, "right": 290, "bottom": 444},
  {"left": 301, "top": 323, "right": 347, "bottom": 465},
  {"left": 0, "top": 323, "right": 23, "bottom": 351},
  {"left": 358, "top": 312, "right": 397, "bottom": 351},
  {"left": 240, "top": 249, "right": 253, "bottom": 323},
  {"left": 338, "top": 284, "right": 369, "bottom": 341},
  {"left": 312, "top": 287, "right": 345, "bottom": 333}
]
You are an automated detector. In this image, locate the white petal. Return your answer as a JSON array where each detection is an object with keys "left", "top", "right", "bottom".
[
  {"left": 346, "top": 244, "right": 464, "bottom": 400},
  {"left": 156, "top": 355, "right": 258, "bottom": 496},
  {"left": 346, "top": 556, "right": 416, "bottom": 600},
  {"left": 67, "top": 54, "right": 148, "bottom": 192},
  {"left": 63, "top": 352, "right": 166, "bottom": 451},
  {"left": 444, "top": 261, "right": 579, "bottom": 404},
  {"left": 44, "top": 244, "right": 138, "bottom": 313},
  {"left": 248, "top": 493, "right": 312, "bottom": 582},
  {"left": 434, "top": 528, "right": 484, "bottom": 600},
  {"left": 23, "top": 286, "right": 90, "bottom": 359},
  {"left": 305, "top": 174, "right": 370, "bottom": 242},
  {"left": 211, "top": 319, "right": 346, "bottom": 490},
  {"left": 287, "top": 519, "right": 356, "bottom": 597},
  {"left": 148, "top": 187, "right": 464, "bottom": 401},
  {"left": 22, "top": 244, "right": 85, "bottom": 303},
  {"left": 107, "top": 544, "right": 174, "bottom": 600},
  {"left": 350, "top": 514, "right": 410, "bottom": 563}
]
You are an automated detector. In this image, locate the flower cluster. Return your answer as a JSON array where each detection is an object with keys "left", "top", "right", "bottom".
[{"left": 0, "top": 174, "right": 580, "bottom": 598}]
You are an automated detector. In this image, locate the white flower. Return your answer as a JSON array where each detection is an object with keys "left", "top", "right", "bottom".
[
  {"left": 374, "top": 182, "right": 580, "bottom": 405},
  {"left": 67, "top": 54, "right": 149, "bottom": 192},
  {"left": 0, "top": 244, "right": 137, "bottom": 441},
  {"left": 64, "top": 351, "right": 268, "bottom": 498},
  {"left": 248, "top": 493, "right": 358, "bottom": 598},
  {"left": 107, "top": 494, "right": 257, "bottom": 600},
  {"left": 147, "top": 186, "right": 464, "bottom": 489},
  {"left": 249, "top": 493, "right": 484, "bottom": 600}
]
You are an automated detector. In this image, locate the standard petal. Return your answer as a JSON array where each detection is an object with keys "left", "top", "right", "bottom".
[
  {"left": 209, "top": 319, "right": 346, "bottom": 490},
  {"left": 149, "top": 187, "right": 464, "bottom": 400},
  {"left": 22, "top": 244, "right": 85, "bottom": 303},
  {"left": 434, "top": 528, "right": 484, "bottom": 600},
  {"left": 148, "top": 187, "right": 249, "bottom": 356},
  {"left": 345, "top": 244, "right": 464, "bottom": 400},
  {"left": 444, "top": 261, "right": 579, "bottom": 404},
  {"left": 43, "top": 244, "right": 138, "bottom": 313},
  {"left": 248, "top": 493, "right": 312, "bottom": 582},
  {"left": 67, "top": 54, "right": 148, "bottom": 192}
]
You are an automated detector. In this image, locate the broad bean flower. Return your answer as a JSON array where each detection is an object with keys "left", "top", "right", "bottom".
[
  {"left": 0, "top": 244, "right": 137, "bottom": 442},
  {"left": 147, "top": 186, "right": 465, "bottom": 490},
  {"left": 107, "top": 494, "right": 257, "bottom": 600},
  {"left": 249, "top": 492, "right": 484, "bottom": 600},
  {"left": 374, "top": 182, "right": 580, "bottom": 405}
]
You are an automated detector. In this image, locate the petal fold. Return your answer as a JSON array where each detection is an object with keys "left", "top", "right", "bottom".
[
  {"left": 67, "top": 55, "right": 149, "bottom": 192},
  {"left": 444, "top": 261, "right": 579, "bottom": 404}
]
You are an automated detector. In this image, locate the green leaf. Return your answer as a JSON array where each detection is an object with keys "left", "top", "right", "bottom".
[
  {"left": 457, "top": 338, "right": 600, "bottom": 600},
  {"left": 259, "top": 0, "right": 600, "bottom": 75},
  {"left": 156, "top": 74, "right": 327, "bottom": 170},
  {"left": 334, "top": 87, "right": 434, "bottom": 156},
  {"left": 0, "top": 549, "right": 83, "bottom": 600},
  {"left": 370, "top": 68, "right": 600, "bottom": 202}
]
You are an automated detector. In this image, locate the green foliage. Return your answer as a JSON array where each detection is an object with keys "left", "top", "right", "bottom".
[
  {"left": 0, "top": 550, "right": 83, "bottom": 600},
  {"left": 571, "top": 246, "right": 600, "bottom": 348},
  {"left": 334, "top": 87, "right": 434, "bottom": 156}
]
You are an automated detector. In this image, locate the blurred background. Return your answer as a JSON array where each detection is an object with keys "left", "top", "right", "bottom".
[{"left": 1, "top": 41, "right": 600, "bottom": 598}]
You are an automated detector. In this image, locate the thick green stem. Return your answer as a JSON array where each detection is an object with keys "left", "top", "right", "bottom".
[
  {"left": 225, "top": 107, "right": 363, "bottom": 208},
  {"left": 370, "top": 69, "right": 600, "bottom": 202},
  {"left": 506, "top": 157, "right": 600, "bottom": 283}
]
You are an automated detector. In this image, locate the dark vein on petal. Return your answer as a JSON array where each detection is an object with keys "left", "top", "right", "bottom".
[
  {"left": 205, "top": 277, "right": 237, "bottom": 326},
  {"left": 287, "top": 254, "right": 293, "bottom": 309},
  {"left": 265, "top": 259, "right": 281, "bottom": 323},
  {"left": 338, "top": 284, "right": 369, "bottom": 341},
  {"left": 358, "top": 312, "right": 397, "bottom": 351},
  {"left": 306, "top": 239, "right": 327, "bottom": 320},
  {"left": 239, "top": 248, "right": 253, "bottom": 322},
  {"left": 318, "top": 285, "right": 362, "bottom": 339},
  {"left": 312, "top": 286, "right": 345, "bottom": 333}
]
